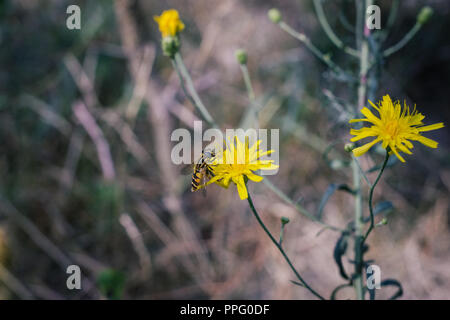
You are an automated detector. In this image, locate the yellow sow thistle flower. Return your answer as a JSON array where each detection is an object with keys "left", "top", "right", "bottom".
[
  {"left": 349, "top": 94, "right": 444, "bottom": 162},
  {"left": 153, "top": 9, "right": 185, "bottom": 38},
  {"left": 206, "top": 137, "right": 278, "bottom": 200}
]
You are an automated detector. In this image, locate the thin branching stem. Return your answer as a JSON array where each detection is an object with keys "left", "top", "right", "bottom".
[
  {"left": 278, "top": 21, "right": 347, "bottom": 76},
  {"left": 352, "top": 155, "right": 372, "bottom": 188},
  {"left": 237, "top": 62, "right": 341, "bottom": 233},
  {"left": 313, "top": 0, "right": 359, "bottom": 57},
  {"left": 238, "top": 63, "right": 259, "bottom": 129},
  {"left": 279, "top": 224, "right": 285, "bottom": 246},
  {"left": 383, "top": 22, "right": 422, "bottom": 57},
  {"left": 172, "top": 52, "right": 218, "bottom": 128},
  {"left": 352, "top": 156, "right": 364, "bottom": 300},
  {"left": 247, "top": 192, "right": 325, "bottom": 300},
  {"left": 239, "top": 64, "right": 255, "bottom": 101},
  {"left": 379, "top": 0, "right": 400, "bottom": 43},
  {"left": 353, "top": 0, "right": 372, "bottom": 300},
  {"left": 262, "top": 179, "right": 344, "bottom": 232},
  {"left": 363, "top": 150, "right": 390, "bottom": 242}
]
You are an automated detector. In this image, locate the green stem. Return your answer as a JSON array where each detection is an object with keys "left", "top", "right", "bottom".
[
  {"left": 352, "top": 155, "right": 372, "bottom": 188},
  {"left": 313, "top": 0, "right": 359, "bottom": 57},
  {"left": 383, "top": 22, "right": 421, "bottom": 57},
  {"left": 278, "top": 21, "right": 348, "bottom": 77},
  {"left": 353, "top": 0, "right": 372, "bottom": 300},
  {"left": 379, "top": 0, "right": 400, "bottom": 43},
  {"left": 363, "top": 151, "right": 390, "bottom": 242},
  {"left": 238, "top": 63, "right": 259, "bottom": 129},
  {"left": 239, "top": 64, "right": 255, "bottom": 101},
  {"left": 279, "top": 224, "right": 285, "bottom": 246},
  {"left": 352, "top": 157, "right": 364, "bottom": 300},
  {"left": 172, "top": 52, "right": 218, "bottom": 127},
  {"left": 247, "top": 193, "right": 325, "bottom": 300},
  {"left": 262, "top": 179, "right": 343, "bottom": 232}
]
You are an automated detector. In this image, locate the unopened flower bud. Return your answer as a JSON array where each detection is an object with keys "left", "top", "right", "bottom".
[
  {"left": 162, "top": 36, "right": 180, "bottom": 58},
  {"left": 345, "top": 143, "right": 355, "bottom": 153},
  {"left": 235, "top": 49, "right": 248, "bottom": 65},
  {"left": 376, "top": 218, "right": 388, "bottom": 227},
  {"left": 281, "top": 216, "right": 290, "bottom": 225},
  {"left": 417, "top": 6, "right": 433, "bottom": 25},
  {"left": 268, "top": 8, "right": 282, "bottom": 24}
]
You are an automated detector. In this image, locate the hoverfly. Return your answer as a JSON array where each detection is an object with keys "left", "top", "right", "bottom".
[{"left": 191, "top": 149, "right": 216, "bottom": 193}]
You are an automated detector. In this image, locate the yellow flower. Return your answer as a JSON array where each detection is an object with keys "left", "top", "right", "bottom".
[
  {"left": 154, "top": 9, "right": 185, "bottom": 38},
  {"left": 349, "top": 94, "right": 444, "bottom": 162},
  {"left": 206, "top": 136, "right": 278, "bottom": 200}
]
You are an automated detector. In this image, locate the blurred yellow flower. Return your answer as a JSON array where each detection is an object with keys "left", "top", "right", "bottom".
[
  {"left": 153, "top": 9, "right": 185, "bottom": 38},
  {"left": 350, "top": 94, "right": 444, "bottom": 162},
  {"left": 207, "top": 137, "right": 278, "bottom": 200}
]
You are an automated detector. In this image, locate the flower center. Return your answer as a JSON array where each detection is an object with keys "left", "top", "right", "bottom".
[
  {"left": 384, "top": 121, "right": 399, "bottom": 138},
  {"left": 230, "top": 164, "right": 247, "bottom": 173}
]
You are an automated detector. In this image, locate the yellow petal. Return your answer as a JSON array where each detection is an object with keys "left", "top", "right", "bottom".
[
  {"left": 350, "top": 128, "right": 378, "bottom": 141},
  {"left": 258, "top": 164, "right": 279, "bottom": 171},
  {"left": 222, "top": 175, "right": 232, "bottom": 187},
  {"left": 414, "top": 135, "right": 439, "bottom": 148},
  {"left": 234, "top": 176, "right": 248, "bottom": 200},
  {"left": 352, "top": 138, "right": 381, "bottom": 157},
  {"left": 205, "top": 175, "right": 223, "bottom": 186},
  {"left": 249, "top": 140, "right": 262, "bottom": 155},
  {"left": 418, "top": 122, "right": 445, "bottom": 132},
  {"left": 251, "top": 149, "right": 274, "bottom": 161},
  {"left": 368, "top": 100, "right": 381, "bottom": 112},
  {"left": 360, "top": 107, "right": 382, "bottom": 125},
  {"left": 396, "top": 142, "right": 412, "bottom": 155},
  {"left": 246, "top": 171, "right": 263, "bottom": 182},
  {"left": 389, "top": 144, "right": 405, "bottom": 162},
  {"left": 349, "top": 119, "right": 365, "bottom": 123}
]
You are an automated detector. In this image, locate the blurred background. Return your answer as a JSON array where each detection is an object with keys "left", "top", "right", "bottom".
[{"left": 0, "top": 0, "right": 449, "bottom": 299}]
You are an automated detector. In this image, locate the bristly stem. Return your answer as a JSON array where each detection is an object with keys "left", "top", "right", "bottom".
[
  {"left": 172, "top": 52, "right": 218, "bottom": 128},
  {"left": 247, "top": 192, "right": 325, "bottom": 300},
  {"left": 363, "top": 150, "right": 390, "bottom": 242}
]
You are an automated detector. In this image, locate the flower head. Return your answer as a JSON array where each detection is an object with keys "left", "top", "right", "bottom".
[
  {"left": 349, "top": 94, "right": 444, "bottom": 162},
  {"left": 206, "top": 136, "right": 278, "bottom": 200},
  {"left": 154, "top": 9, "right": 185, "bottom": 38}
]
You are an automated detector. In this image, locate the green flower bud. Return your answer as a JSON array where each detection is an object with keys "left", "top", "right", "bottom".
[
  {"left": 268, "top": 8, "right": 282, "bottom": 24},
  {"left": 376, "top": 218, "right": 388, "bottom": 227},
  {"left": 281, "top": 216, "right": 290, "bottom": 225},
  {"left": 162, "top": 36, "right": 180, "bottom": 58},
  {"left": 235, "top": 49, "right": 248, "bottom": 65},
  {"left": 417, "top": 6, "right": 433, "bottom": 25},
  {"left": 344, "top": 143, "right": 355, "bottom": 153}
]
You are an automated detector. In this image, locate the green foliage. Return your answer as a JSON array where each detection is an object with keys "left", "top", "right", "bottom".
[{"left": 97, "top": 269, "right": 126, "bottom": 300}]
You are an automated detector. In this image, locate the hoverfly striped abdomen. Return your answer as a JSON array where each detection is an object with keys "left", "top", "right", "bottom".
[{"left": 191, "top": 149, "right": 216, "bottom": 192}]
